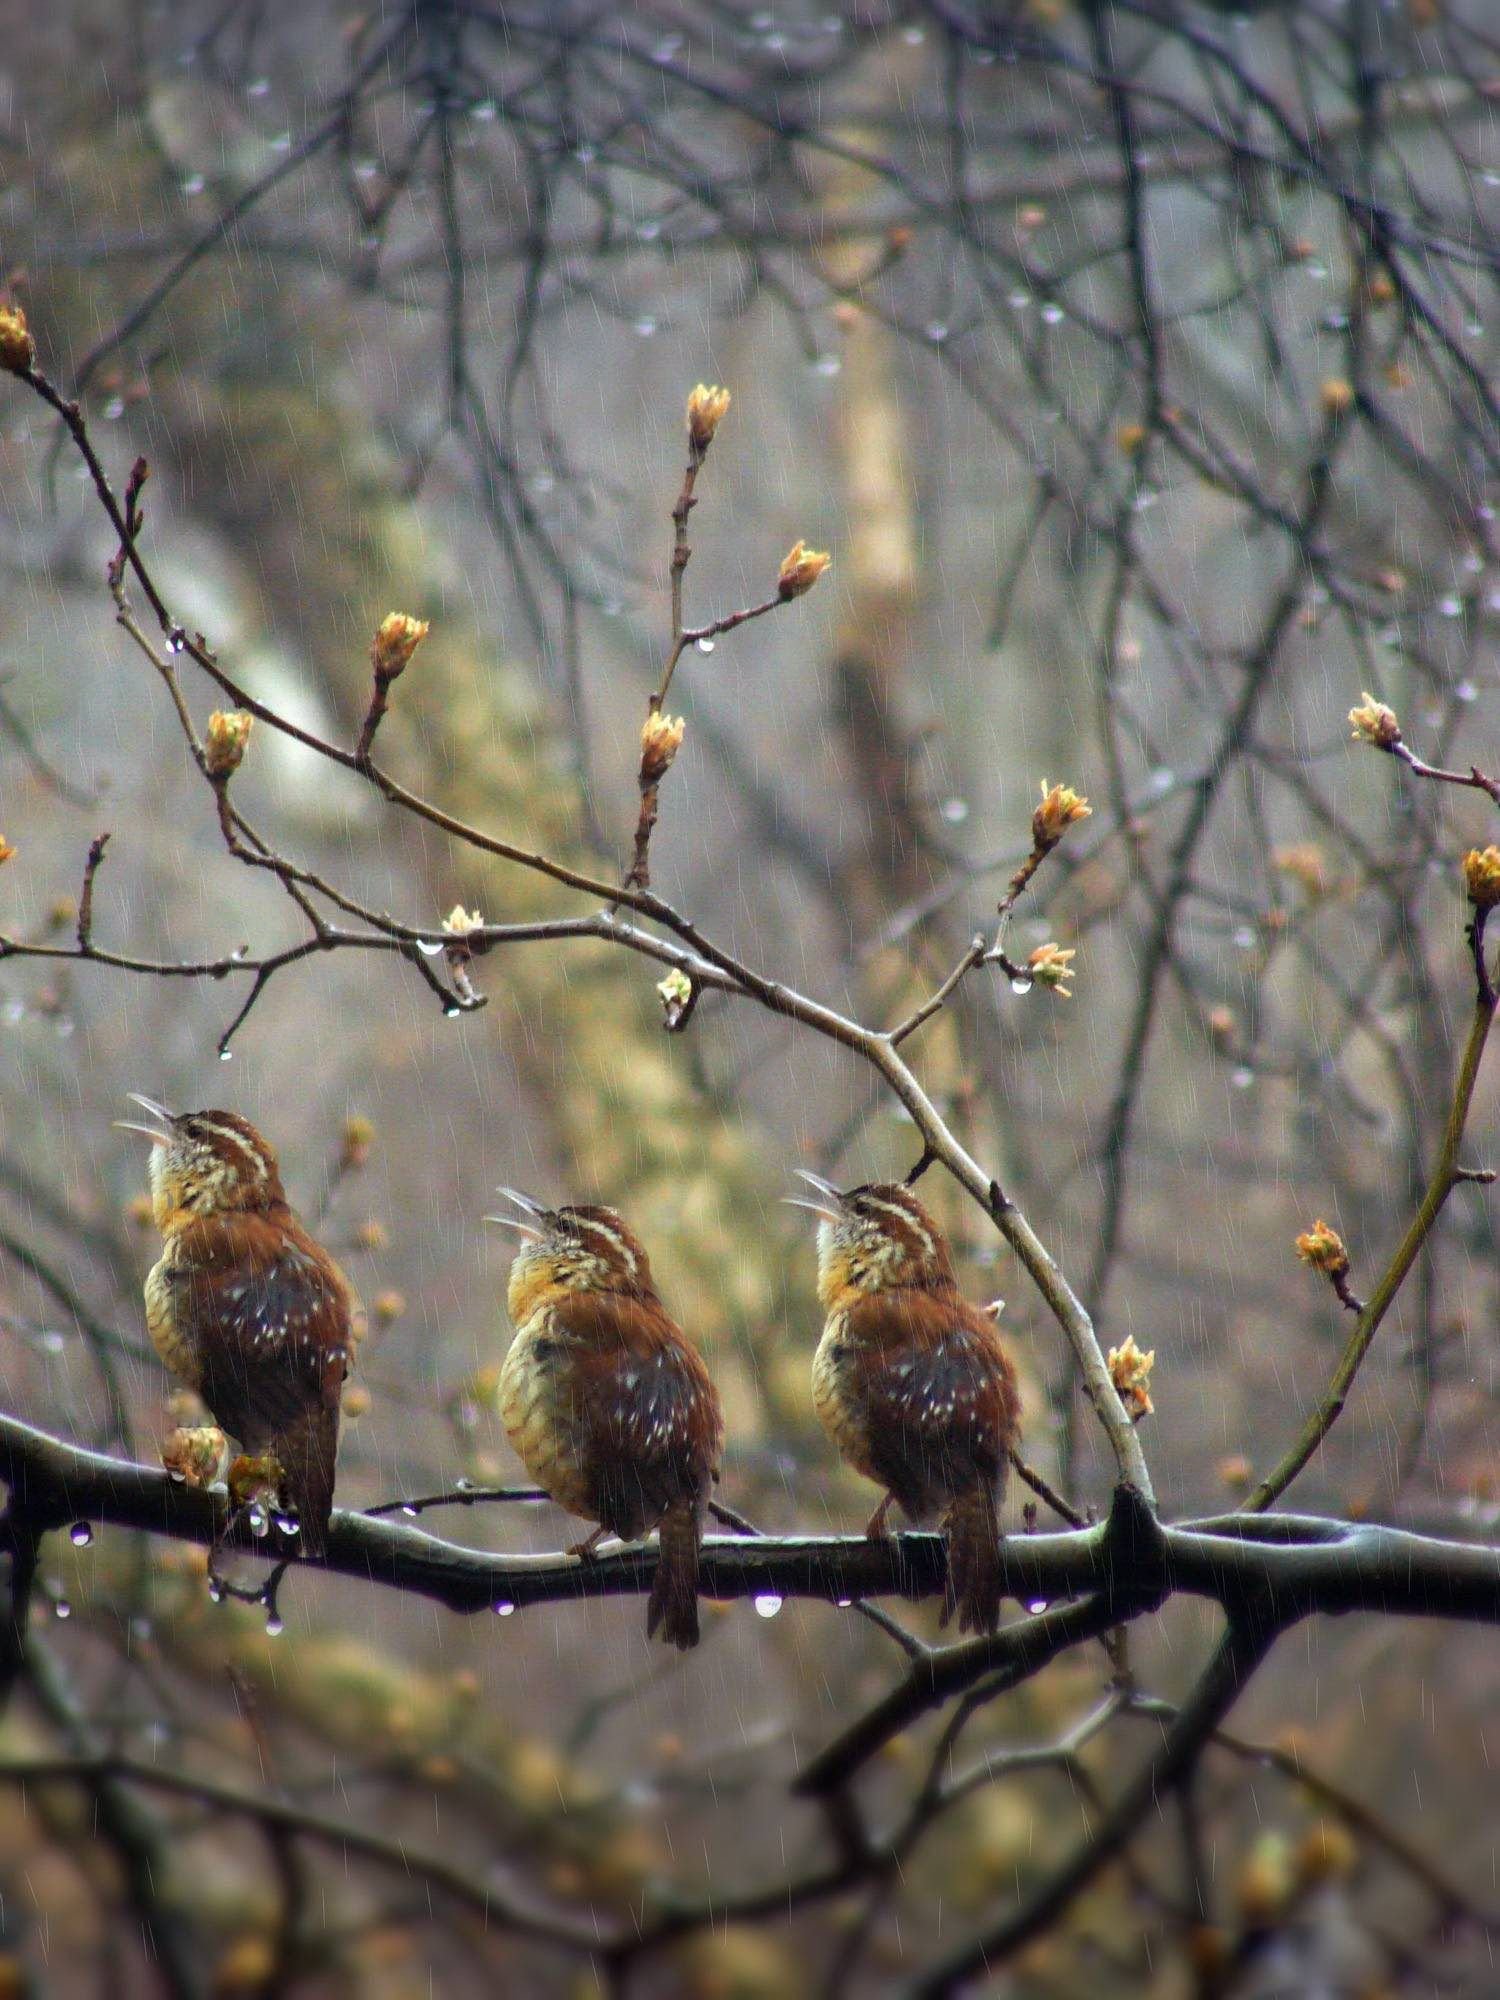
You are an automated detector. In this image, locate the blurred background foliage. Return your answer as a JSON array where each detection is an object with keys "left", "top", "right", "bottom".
[{"left": 1, "top": 1, "right": 1498, "bottom": 1992}]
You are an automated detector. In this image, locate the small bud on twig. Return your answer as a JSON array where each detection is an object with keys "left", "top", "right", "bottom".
[
  {"left": 1106, "top": 1335, "right": 1155, "bottom": 1421},
  {"left": 686, "top": 383, "right": 731, "bottom": 449},
  {"left": 162, "top": 1425, "right": 231, "bottom": 1489},
  {"left": 1295, "top": 1218, "right": 1349, "bottom": 1278},
  {"left": 441, "top": 904, "right": 484, "bottom": 940},
  {"left": 1272, "top": 842, "right": 1329, "bottom": 900},
  {"left": 1026, "top": 941, "right": 1077, "bottom": 999},
  {"left": 1032, "top": 779, "right": 1092, "bottom": 852},
  {"left": 777, "top": 540, "right": 832, "bottom": 600},
  {"left": 228, "top": 1450, "right": 287, "bottom": 1513},
  {"left": 1294, "top": 1821, "right": 1357, "bottom": 1887},
  {"left": 656, "top": 967, "right": 694, "bottom": 1029},
  {"left": 640, "top": 710, "right": 686, "bottom": 784},
  {"left": 204, "top": 710, "right": 253, "bottom": 778},
  {"left": 1463, "top": 846, "right": 1500, "bottom": 909},
  {"left": 1348, "top": 691, "right": 1400, "bottom": 749},
  {"left": 0, "top": 304, "right": 35, "bottom": 375},
  {"left": 0, "top": 837, "right": 15, "bottom": 867},
  {"left": 372, "top": 612, "right": 429, "bottom": 682},
  {"left": 340, "top": 1115, "right": 376, "bottom": 1171},
  {"left": 1319, "top": 376, "right": 1355, "bottom": 415}
]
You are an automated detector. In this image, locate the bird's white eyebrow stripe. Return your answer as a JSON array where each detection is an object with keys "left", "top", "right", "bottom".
[
  {"left": 573, "top": 1216, "right": 636, "bottom": 1270},
  {"left": 197, "top": 1119, "right": 268, "bottom": 1179},
  {"left": 859, "top": 1193, "right": 936, "bottom": 1255}
]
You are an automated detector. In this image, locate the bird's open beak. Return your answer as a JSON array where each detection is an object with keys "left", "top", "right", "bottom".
[
  {"left": 483, "top": 1186, "right": 547, "bottom": 1240},
  {"left": 113, "top": 1092, "right": 176, "bottom": 1146},
  {"left": 784, "top": 1168, "right": 844, "bottom": 1221}
]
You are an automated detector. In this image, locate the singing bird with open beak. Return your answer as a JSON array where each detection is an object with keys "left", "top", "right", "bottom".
[
  {"left": 790, "top": 1171, "right": 1020, "bottom": 1634},
  {"left": 120, "top": 1096, "right": 356, "bottom": 1554},
  {"left": 488, "top": 1189, "right": 724, "bottom": 1649}
]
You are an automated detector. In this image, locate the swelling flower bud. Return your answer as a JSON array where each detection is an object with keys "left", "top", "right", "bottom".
[
  {"left": 1348, "top": 691, "right": 1400, "bottom": 749},
  {"left": 204, "top": 710, "right": 253, "bottom": 778},
  {"left": 686, "top": 383, "right": 731, "bottom": 448},
  {"left": 1295, "top": 1218, "right": 1349, "bottom": 1277},
  {"left": 228, "top": 1451, "right": 286, "bottom": 1513},
  {"left": 1026, "top": 941, "right": 1077, "bottom": 998},
  {"left": 656, "top": 967, "right": 694, "bottom": 1028},
  {"left": 441, "top": 904, "right": 484, "bottom": 939},
  {"left": 1463, "top": 846, "right": 1500, "bottom": 909},
  {"left": 340, "top": 1115, "right": 376, "bottom": 1170},
  {"left": 1032, "top": 780, "right": 1091, "bottom": 851},
  {"left": 0, "top": 304, "right": 34, "bottom": 374},
  {"left": 162, "top": 1425, "right": 231, "bottom": 1489},
  {"left": 1106, "top": 1335, "right": 1155, "bottom": 1421},
  {"left": 372, "top": 612, "right": 429, "bottom": 681},
  {"left": 640, "top": 710, "right": 686, "bottom": 783},
  {"left": 777, "top": 540, "right": 831, "bottom": 600}
]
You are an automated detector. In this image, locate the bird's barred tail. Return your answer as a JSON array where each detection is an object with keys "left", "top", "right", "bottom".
[
  {"left": 272, "top": 1402, "right": 339, "bottom": 1557},
  {"left": 942, "top": 1484, "right": 1004, "bottom": 1636},
  {"left": 647, "top": 1497, "right": 703, "bottom": 1650}
]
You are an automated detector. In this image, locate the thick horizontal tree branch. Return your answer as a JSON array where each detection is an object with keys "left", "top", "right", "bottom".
[{"left": 2, "top": 1415, "right": 1495, "bottom": 1632}]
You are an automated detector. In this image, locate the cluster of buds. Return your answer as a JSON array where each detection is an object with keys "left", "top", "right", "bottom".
[
  {"left": 777, "top": 540, "right": 832, "bottom": 600},
  {"left": 204, "top": 709, "right": 253, "bottom": 779},
  {"left": 372, "top": 612, "right": 429, "bottom": 683},
  {"left": 1272, "top": 842, "right": 1329, "bottom": 901},
  {"left": 1106, "top": 1334, "right": 1155, "bottom": 1422},
  {"left": 656, "top": 966, "right": 694, "bottom": 1030},
  {"left": 1348, "top": 691, "right": 1401, "bottom": 750},
  {"left": 1294, "top": 1217, "right": 1349, "bottom": 1279},
  {"left": 1319, "top": 376, "right": 1355, "bottom": 416},
  {"left": 640, "top": 709, "right": 686, "bottom": 785},
  {"left": 1027, "top": 940, "right": 1077, "bottom": 999},
  {"left": 441, "top": 904, "right": 484, "bottom": 942},
  {"left": 686, "top": 382, "right": 731, "bottom": 450},
  {"left": 161, "top": 1424, "right": 231, "bottom": 1490},
  {"left": 1462, "top": 846, "right": 1500, "bottom": 910},
  {"left": 340, "top": 1114, "right": 376, "bottom": 1172},
  {"left": 1032, "top": 779, "right": 1091, "bottom": 853},
  {"left": 228, "top": 1450, "right": 286, "bottom": 1515},
  {"left": 0, "top": 303, "right": 34, "bottom": 375},
  {"left": 1235, "top": 1832, "right": 1294, "bottom": 1926}
]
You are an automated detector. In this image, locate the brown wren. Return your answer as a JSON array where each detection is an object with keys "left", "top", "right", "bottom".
[
  {"left": 490, "top": 1192, "right": 724, "bottom": 1650},
  {"left": 791, "top": 1174, "right": 1020, "bottom": 1635},
  {"left": 121, "top": 1097, "right": 356, "bottom": 1555}
]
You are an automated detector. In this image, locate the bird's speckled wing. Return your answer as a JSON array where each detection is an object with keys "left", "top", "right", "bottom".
[
  {"left": 835, "top": 1288, "right": 1017, "bottom": 1515},
  {"left": 548, "top": 1290, "right": 723, "bottom": 1540},
  {"left": 166, "top": 1211, "right": 352, "bottom": 1449}
]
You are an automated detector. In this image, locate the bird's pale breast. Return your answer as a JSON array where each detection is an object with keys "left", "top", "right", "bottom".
[
  {"left": 498, "top": 1315, "right": 594, "bottom": 1519},
  {"left": 812, "top": 1313, "right": 881, "bottom": 1485},
  {"left": 144, "top": 1251, "right": 201, "bottom": 1389}
]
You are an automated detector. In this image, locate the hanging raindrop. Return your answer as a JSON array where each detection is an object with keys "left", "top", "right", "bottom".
[
  {"left": 265, "top": 1613, "right": 284, "bottom": 1638},
  {"left": 493, "top": 1599, "right": 516, "bottom": 1617},
  {"left": 753, "top": 1592, "right": 783, "bottom": 1619},
  {"left": 69, "top": 1522, "right": 92, "bottom": 1548}
]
